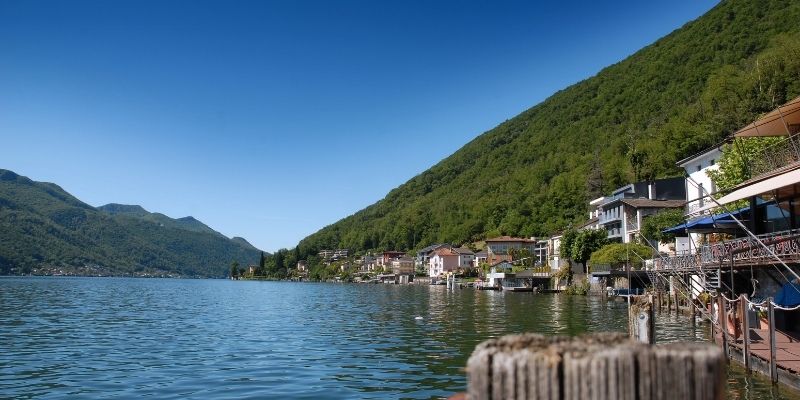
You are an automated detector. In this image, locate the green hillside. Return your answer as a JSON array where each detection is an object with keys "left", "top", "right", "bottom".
[
  {"left": 296, "top": 0, "right": 800, "bottom": 261},
  {"left": 98, "top": 203, "right": 224, "bottom": 237},
  {"left": 0, "top": 169, "right": 260, "bottom": 277}
]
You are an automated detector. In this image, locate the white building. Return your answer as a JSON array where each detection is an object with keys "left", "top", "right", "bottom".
[
  {"left": 679, "top": 146, "right": 722, "bottom": 218},
  {"left": 676, "top": 145, "right": 723, "bottom": 255}
]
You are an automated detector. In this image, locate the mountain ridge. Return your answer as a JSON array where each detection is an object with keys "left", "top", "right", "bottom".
[{"left": 0, "top": 169, "right": 260, "bottom": 277}]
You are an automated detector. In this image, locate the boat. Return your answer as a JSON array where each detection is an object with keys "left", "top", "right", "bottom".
[{"left": 502, "top": 285, "right": 534, "bottom": 292}]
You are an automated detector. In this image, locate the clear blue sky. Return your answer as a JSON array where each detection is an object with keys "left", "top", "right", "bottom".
[{"left": 0, "top": 0, "right": 718, "bottom": 251}]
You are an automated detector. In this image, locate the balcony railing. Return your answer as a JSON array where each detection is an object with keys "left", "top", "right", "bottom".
[
  {"left": 599, "top": 214, "right": 622, "bottom": 224},
  {"left": 748, "top": 133, "right": 800, "bottom": 178},
  {"left": 653, "top": 229, "right": 800, "bottom": 271}
]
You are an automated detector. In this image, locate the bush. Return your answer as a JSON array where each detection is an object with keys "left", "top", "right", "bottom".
[
  {"left": 564, "top": 278, "right": 590, "bottom": 295},
  {"left": 589, "top": 243, "right": 653, "bottom": 271}
]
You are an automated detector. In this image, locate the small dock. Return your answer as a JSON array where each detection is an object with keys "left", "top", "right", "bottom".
[{"left": 721, "top": 328, "right": 800, "bottom": 388}]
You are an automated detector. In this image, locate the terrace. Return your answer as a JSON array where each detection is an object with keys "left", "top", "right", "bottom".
[{"left": 653, "top": 228, "right": 800, "bottom": 272}]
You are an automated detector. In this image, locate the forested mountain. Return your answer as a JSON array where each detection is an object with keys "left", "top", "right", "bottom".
[
  {"left": 98, "top": 203, "right": 224, "bottom": 237},
  {"left": 0, "top": 169, "right": 260, "bottom": 277},
  {"left": 296, "top": 0, "right": 800, "bottom": 261}
]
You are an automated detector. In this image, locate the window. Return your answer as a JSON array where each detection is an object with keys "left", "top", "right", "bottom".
[
  {"left": 710, "top": 159, "right": 715, "bottom": 166},
  {"left": 696, "top": 165, "right": 702, "bottom": 172}
]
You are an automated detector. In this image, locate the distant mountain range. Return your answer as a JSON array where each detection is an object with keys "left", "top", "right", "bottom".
[
  {"left": 0, "top": 169, "right": 260, "bottom": 277},
  {"left": 296, "top": 0, "right": 800, "bottom": 259}
]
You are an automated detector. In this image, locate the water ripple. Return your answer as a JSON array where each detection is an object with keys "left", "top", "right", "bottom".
[{"left": 1, "top": 277, "right": 799, "bottom": 399}]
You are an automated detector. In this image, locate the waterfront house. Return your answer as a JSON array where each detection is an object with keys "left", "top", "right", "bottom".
[
  {"left": 376, "top": 250, "right": 405, "bottom": 272},
  {"left": 485, "top": 236, "right": 538, "bottom": 265},
  {"left": 473, "top": 250, "right": 488, "bottom": 269},
  {"left": 391, "top": 256, "right": 415, "bottom": 276},
  {"left": 547, "top": 234, "right": 568, "bottom": 271},
  {"left": 486, "top": 260, "right": 514, "bottom": 287},
  {"left": 453, "top": 247, "right": 475, "bottom": 272},
  {"left": 428, "top": 247, "right": 460, "bottom": 277},
  {"left": 598, "top": 178, "right": 686, "bottom": 243},
  {"left": 415, "top": 243, "right": 451, "bottom": 269},
  {"left": 673, "top": 145, "right": 724, "bottom": 255},
  {"left": 532, "top": 238, "right": 548, "bottom": 266}
]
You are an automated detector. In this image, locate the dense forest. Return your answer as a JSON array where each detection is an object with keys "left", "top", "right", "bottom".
[
  {"left": 0, "top": 169, "right": 260, "bottom": 277},
  {"left": 295, "top": 0, "right": 800, "bottom": 264}
]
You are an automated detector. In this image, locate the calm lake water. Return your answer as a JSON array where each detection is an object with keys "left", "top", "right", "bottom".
[{"left": 1, "top": 277, "right": 799, "bottom": 399}]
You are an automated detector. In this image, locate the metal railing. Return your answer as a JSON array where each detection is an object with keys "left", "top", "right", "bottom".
[
  {"left": 748, "top": 133, "right": 800, "bottom": 178},
  {"left": 653, "top": 229, "right": 800, "bottom": 271}
]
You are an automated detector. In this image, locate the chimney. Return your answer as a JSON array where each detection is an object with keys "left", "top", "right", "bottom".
[{"left": 648, "top": 183, "right": 656, "bottom": 200}]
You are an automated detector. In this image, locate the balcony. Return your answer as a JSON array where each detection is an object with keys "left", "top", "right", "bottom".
[
  {"left": 748, "top": 133, "right": 800, "bottom": 179},
  {"left": 599, "top": 214, "right": 622, "bottom": 225},
  {"left": 653, "top": 228, "right": 800, "bottom": 271}
]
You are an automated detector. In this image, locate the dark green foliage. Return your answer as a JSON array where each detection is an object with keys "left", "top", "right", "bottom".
[
  {"left": 559, "top": 228, "right": 578, "bottom": 260},
  {"left": 569, "top": 230, "right": 609, "bottom": 267},
  {"left": 589, "top": 243, "right": 654, "bottom": 271},
  {"left": 295, "top": 1, "right": 800, "bottom": 263},
  {"left": 640, "top": 209, "right": 687, "bottom": 245},
  {"left": 0, "top": 169, "right": 260, "bottom": 277},
  {"left": 708, "top": 137, "right": 786, "bottom": 191},
  {"left": 230, "top": 261, "right": 240, "bottom": 279}
]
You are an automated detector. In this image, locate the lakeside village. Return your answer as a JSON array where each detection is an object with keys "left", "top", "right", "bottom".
[{"left": 239, "top": 97, "right": 800, "bottom": 390}]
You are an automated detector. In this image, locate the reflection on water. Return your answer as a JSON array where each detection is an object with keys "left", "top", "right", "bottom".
[{"left": 0, "top": 277, "right": 799, "bottom": 399}]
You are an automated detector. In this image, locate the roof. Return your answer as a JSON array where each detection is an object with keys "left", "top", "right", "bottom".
[
  {"left": 735, "top": 96, "right": 800, "bottom": 137},
  {"left": 432, "top": 248, "right": 459, "bottom": 257},
  {"left": 417, "top": 243, "right": 450, "bottom": 254},
  {"left": 453, "top": 247, "right": 474, "bottom": 255},
  {"left": 676, "top": 144, "right": 724, "bottom": 167},
  {"left": 619, "top": 199, "right": 685, "bottom": 208},
  {"left": 474, "top": 251, "right": 488, "bottom": 257},
  {"left": 490, "top": 260, "right": 514, "bottom": 268},
  {"left": 485, "top": 236, "right": 536, "bottom": 243}
]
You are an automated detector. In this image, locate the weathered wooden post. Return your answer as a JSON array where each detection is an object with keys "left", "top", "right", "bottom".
[
  {"left": 675, "top": 290, "right": 680, "bottom": 317},
  {"left": 740, "top": 294, "right": 751, "bottom": 373},
  {"left": 717, "top": 296, "right": 729, "bottom": 360},
  {"left": 657, "top": 290, "right": 662, "bottom": 314},
  {"left": 667, "top": 289, "right": 672, "bottom": 314},
  {"left": 466, "top": 333, "right": 725, "bottom": 400},
  {"left": 768, "top": 297, "right": 778, "bottom": 383},
  {"left": 691, "top": 297, "right": 697, "bottom": 328},
  {"left": 629, "top": 295, "right": 655, "bottom": 344}
]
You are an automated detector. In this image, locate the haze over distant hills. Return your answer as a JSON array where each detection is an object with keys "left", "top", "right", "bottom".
[
  {"left": 296, "top": 0, "right": 800, "bottom": 262},
  {"left": 0, "top": 169, "right": 260, "bottom": 277}
]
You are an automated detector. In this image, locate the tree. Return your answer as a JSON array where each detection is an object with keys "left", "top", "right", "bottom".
[
  {"left": 559, "top": 228, "right": 577, "bottom": 259},
  {"left": 570, "top": 229, "right": 608, "bottom": 272},
  {"left": 640, "top": 209, "right": 686, "bottom": 245},
  {"left": 707, "top": 137, "right": 783, "bottom": 193},
  {"left": 589, "top": 243, "right": 653, "bottom": 271},
  {"left": 230, "top": 261, "right": 240, "bottom": 279}
]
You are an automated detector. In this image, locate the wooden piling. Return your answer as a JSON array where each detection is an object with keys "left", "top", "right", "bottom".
[
  {"left": 768, "top": 297, "right": 778, "bottom": 383},
  {"left": 741, "top": 294, "right": 751, "bottom": 373},
  {"left": 630, "top": 295, "right": 655, "bottom": 344},
  {"left": 466, "top": 333, "right": 725, "bottom": 400},
  {"left": 667, "top": 290, "right": 672, "bottom": 314},
  {"left": 674, "top": 291, "right": 680, "bottom": 317},
  {"left": 718, "top": 296, "right": 729, "bottom": 360}
]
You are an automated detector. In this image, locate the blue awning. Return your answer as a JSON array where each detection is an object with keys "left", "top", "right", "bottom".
[
  {"left": 662, "top": 207, "right": 748, "bottom": 234},
  {"left": 775, "top": 281, "right": 800, "bottom": 308}
]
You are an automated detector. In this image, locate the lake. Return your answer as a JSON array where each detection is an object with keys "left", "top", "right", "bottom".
[{"left": 1, "top": 277, "right": 798, "bottom": 399}]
